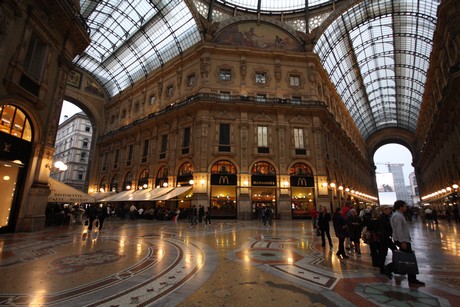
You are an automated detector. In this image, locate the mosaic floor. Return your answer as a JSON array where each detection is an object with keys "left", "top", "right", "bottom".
[{"left": 0, "top": 218, "right": 459, "bottom": 306}]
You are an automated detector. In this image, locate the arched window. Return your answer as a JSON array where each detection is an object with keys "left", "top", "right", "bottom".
[
  {"left": 289, "top": 163, "right": 313, "bottom": 176},
  {"left": 0, "top": 105, "right": 32, "bottom": 141},
  {"left": 178, "top": 162, "right": 193, "bottom": 175},
  {"left": 157, "top": 166, "right": 168, "bottom": 178},
  {"left": 156, "top": 166, "right": 169, "bottom": 187},
  {"left": 138, "top": 169, "right": 149, "bottom": 189},
  {"left": 99, "top": 177, "right": 107, "bottom": 192},
  {"left": 110, "top": 174, "right": 119, "bottom": 192},
  {"left": 211, "top": 160, "right": 237, "bottom": 174},
  {"left": 123, "top": 172, "right": 132, "bottom": 190},
  {"left": 252, "top": 161, "right": 276, "bottom": 175}
]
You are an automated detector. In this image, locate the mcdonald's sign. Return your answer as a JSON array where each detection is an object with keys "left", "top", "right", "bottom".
[
  {"left": 211, "top": 174, "right": 237, "bottom": 185},
  {"left": 290, "top": 176, "right": 314, "bottom": 187}
]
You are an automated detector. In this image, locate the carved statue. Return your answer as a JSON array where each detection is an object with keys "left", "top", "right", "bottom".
[
  {"left": 240, "top": 57, "right": 247, "bottom": 79},
  {"left": 274, "top": 60, "right": 282, "bottom": 82},
  {"left": 200, "top": 57, "right": 210, "bottom": 82}
]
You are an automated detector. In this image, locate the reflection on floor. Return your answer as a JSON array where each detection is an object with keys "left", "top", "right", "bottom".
[{"left": 0, "top": 218, "right": 459, "bottom": 306}]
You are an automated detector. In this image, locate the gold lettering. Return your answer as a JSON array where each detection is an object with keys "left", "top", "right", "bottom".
[
  {"left": 3, "top": 142, "right": 11, "bottom": 152},
  {"left": 219, "top": 175, "right": 229, "bottom": 185},
  {"left": 297, "top": 178, "right": 307, "bottom": 186}
]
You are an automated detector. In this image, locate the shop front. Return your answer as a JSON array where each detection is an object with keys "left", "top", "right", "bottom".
[
  {"left": 251, "top": 162, "right": 277, "bottom": 219},
  {"left": 210, "top": 160, "right": 237, "bottom": 218},
  {"left": 289, "top": 163, "right": 316, "bottom": 219},
  {"left": 0, "top": 105, "right": 33, "bottom": 232}
]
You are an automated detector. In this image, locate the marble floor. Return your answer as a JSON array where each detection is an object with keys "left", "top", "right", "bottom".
[{"left": 0, "top": 218, "right": 459, "bottom": 306}]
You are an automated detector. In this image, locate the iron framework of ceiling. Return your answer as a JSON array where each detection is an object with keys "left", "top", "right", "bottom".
[{"left": 314, "top": 0, "right": 439, "bottom": 139}]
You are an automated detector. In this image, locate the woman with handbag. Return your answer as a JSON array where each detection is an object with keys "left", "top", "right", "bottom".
[{"left": 318, "top": 206, "right": 333, "bottom": 248}]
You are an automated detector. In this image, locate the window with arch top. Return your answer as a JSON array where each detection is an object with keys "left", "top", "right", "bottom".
[{"left": 0, "top": 105, "right": 32, "bottom": 141}]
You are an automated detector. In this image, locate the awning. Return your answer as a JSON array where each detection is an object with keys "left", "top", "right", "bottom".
[
  {"left": 90, "top": 191, "right": 116, "bottom": 201},
  {"left": 100, "top": 190, "right": 135, "bottom": 202},
  {"left": 48, "top": 178, "right": 95, "bottom": 203},
  {"left": 152, "top": 186, "right": 193, "bottom": 201},
  {"left": 127, "top": 187, "right": 174, "bottom": 201}
]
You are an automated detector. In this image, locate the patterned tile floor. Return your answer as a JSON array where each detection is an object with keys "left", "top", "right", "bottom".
[{"left": 0, "top": 218, "right": 459, "bottom": 306}]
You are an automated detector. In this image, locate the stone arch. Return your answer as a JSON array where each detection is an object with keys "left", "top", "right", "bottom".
[{"left": 366, "top": 128, "right": 416, "bottom": 161}]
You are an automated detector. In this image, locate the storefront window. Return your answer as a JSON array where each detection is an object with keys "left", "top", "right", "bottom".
[
  {"left": 0, "top": 162, "right": 20, "bottom": 228},
  {"left": 0, "top": 105, "right": 32, "bottom": 141},
  {"left": 211, "top": 160, "right": 237, "bottom": 218}
]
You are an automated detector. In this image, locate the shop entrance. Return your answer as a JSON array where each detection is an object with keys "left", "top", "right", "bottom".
[
  {"left": 251, "top": 187, "right": 277, "bottom": 219},
  {"left": 210, "top": 186, "right": 237, "bottom": 218},
  {"left": 289, "top": 163, "right": 316, "bottom": 219},
  {"left": 291, "top": 187, "right": 315, "bottom": 219}
]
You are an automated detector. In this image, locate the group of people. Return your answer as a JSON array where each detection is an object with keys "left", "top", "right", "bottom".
[
  {"left": 85, "top": 203, "right": 108, "bottom": 232},
  {"left": 257, "top": 205, "right": 274, "bottom": 226},
  {"left": 189, "top": 205, "right": 211, "bottom": 227},
  {"left": 316, "top": 200, "right": 425, "bottom": 286}
]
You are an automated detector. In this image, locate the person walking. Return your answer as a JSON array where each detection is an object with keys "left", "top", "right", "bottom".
[
  {"left": 347, "top": 209, "right": 363, "bottom": 254},
  {"left": 364, "top": 209, "right": 381, "bottom": 267},
  {"left": 310, "top": 206, "right": 319, "bottom": 229},
  {"left": 86, "top": 204, "right": 99, "bottom": 233},
  {"left": 199, "top": 205, "right": 205, "bottom": 223},
  {"left": 205, "top": 206, "right": 212, "bottom": 228},
  {"left": 317, "top": 206, "right": 333, "bottom": 248},
  {"left": 377, "top": 205, "right": 396, "bottom": 274},
  {"left": 191, "top": 205, "right": 198, "bottom": 226},
  {"left": 333, "top": 207, "right": 349, "bottom": 259},
  {"left": 98, "top": 204, "right": 108, "bottom": 231},
  {"left": 264, "top": 206, "right": 273, "bottom": 226},
  {"left": 386, "top": 200, "right": 425, "bottom": 286}
]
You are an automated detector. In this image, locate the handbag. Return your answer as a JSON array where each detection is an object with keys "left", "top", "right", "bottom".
[
  {"left": 392, "top": 250, "right": 419, "bottom": 275},
  {"left": 316, "top": 228, "right": 321, "bottom": 237}
]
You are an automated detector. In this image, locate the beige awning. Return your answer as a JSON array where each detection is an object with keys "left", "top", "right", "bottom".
[
  {"left": 90, "top": 191, "right": 116, "bottom": 201},
  {"left": 100, "top": 189, "right": 135, "bottom": 202},
  {"left": 48, "top": 178, "right": 95, "bottom": 203},
  {"left": 152, "top": 186, "right": 193, "bottom": 201},
  {"left": 127, "top": 187, "right": 174, "bottom": 201}
]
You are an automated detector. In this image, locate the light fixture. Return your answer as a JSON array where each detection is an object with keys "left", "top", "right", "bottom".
[
  {"left": 143, "top": 183, "right": 148, "bottom": 189},
  {"left": 243, "top": 180, "right": 249, "bottom": 186},
  {"left": 126, "top": 185, "right": 131, "bottom": 190},
  {"left": 200, "top": 179, "right": 205, "bottom": 186},
  {"left": 453, "top": 184, "right": 459, "bottom": 189},
  {"left": 99, "top": 187, "right": 105, "bottom": 192},
  {"left": 345, "top": 188, "right": 350, "bottom": 192},
  {"left": 163, "top": 182, "right": 168, "bottom": 187},
  {"left": 330, "top": 183, "right": 336, "bottom": 188},
  {"left": 322, "top": 182, "right": 328, "bottom": 188},
  {"left": 54, "top": 161, "right": 68, "bottom": 171},
  {"left": 189, "top": 179, "right": 194, "bottom": 185},
  {"left": 338, "top": 185, "right": 343, "bottom": 190}
]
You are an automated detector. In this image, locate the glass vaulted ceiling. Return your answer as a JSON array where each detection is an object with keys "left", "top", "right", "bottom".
[
  {"left": 74, "top": 0, "right": 201, "bottom": 97},
  {"left": 216, "top": 0, "right": 331, "bottom": 12},
  {"left": 315, "top": 0, "right": 439, "bottom": 139}
]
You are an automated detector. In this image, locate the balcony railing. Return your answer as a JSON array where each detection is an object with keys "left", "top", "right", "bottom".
[{"left": 101, "top": 93, "right": 327, "bottom": 139}]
